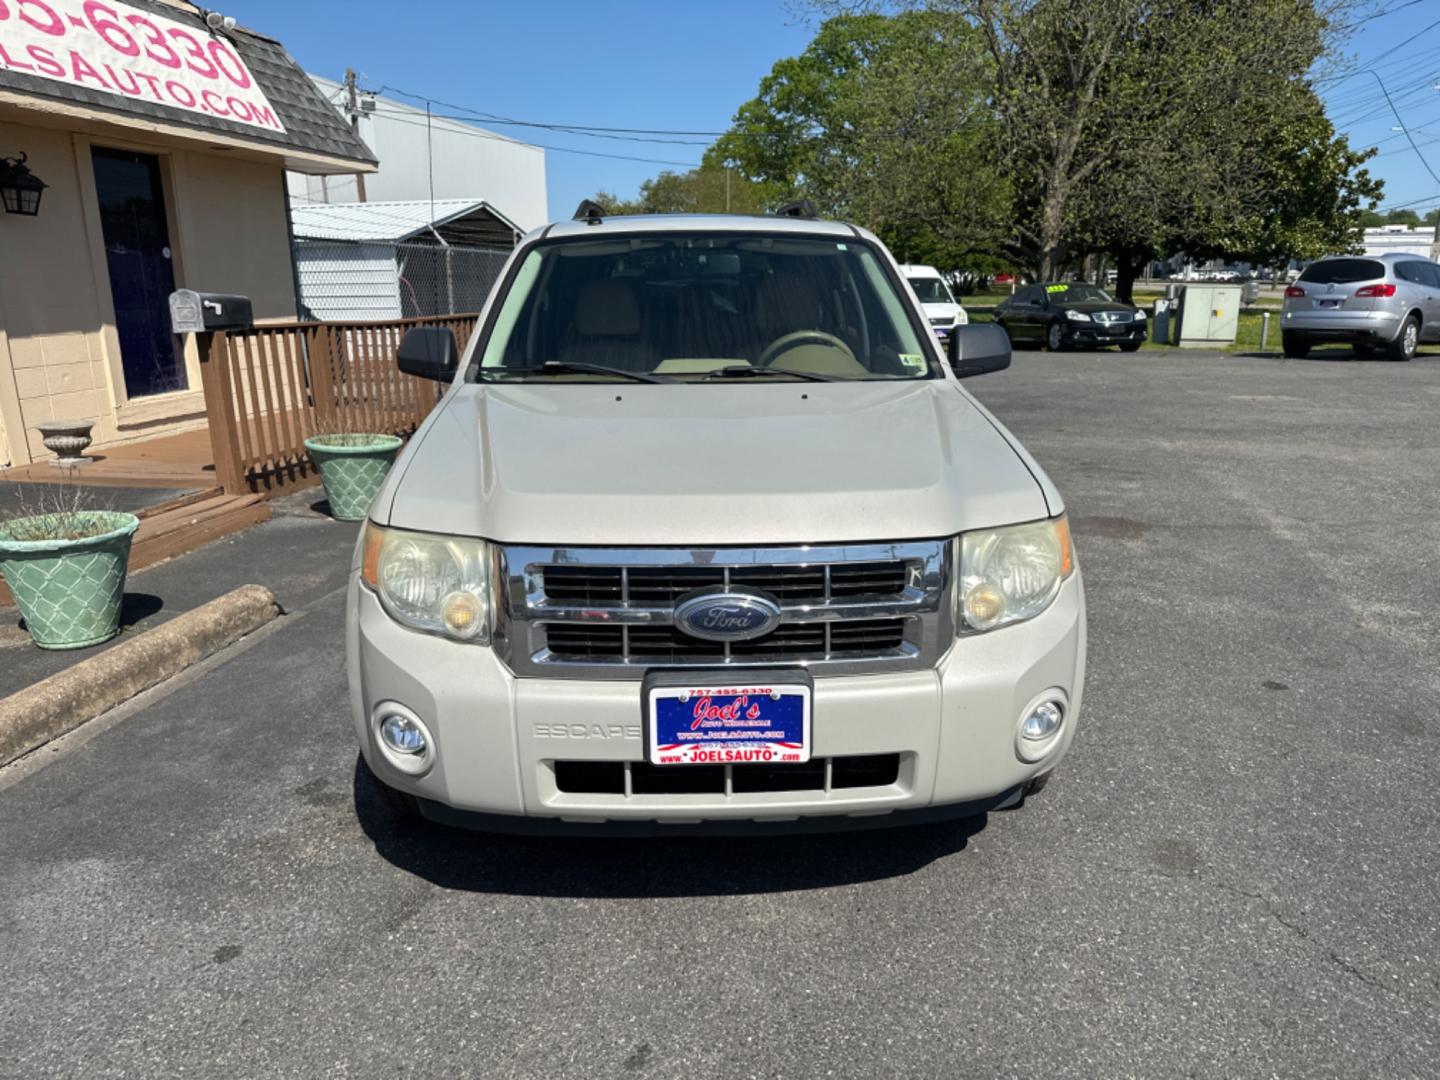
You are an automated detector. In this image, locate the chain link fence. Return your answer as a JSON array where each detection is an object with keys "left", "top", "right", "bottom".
[{"left": 293, "top": 240, "right": 509, "bottom": 322}]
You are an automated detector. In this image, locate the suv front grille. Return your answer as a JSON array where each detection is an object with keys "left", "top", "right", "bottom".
[
  {"left": 542, "top": 561, "right": 909, "bottom": 605},
  {"left": 495, "top": 540, "right": 951, "bottom": 679},
  {"left": 544, "top": 618, "right": 906, "bottom": 663}
]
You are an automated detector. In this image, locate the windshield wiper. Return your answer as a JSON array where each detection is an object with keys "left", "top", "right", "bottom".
[
  {"left": 483, "top": 361, "right": 673, "bottom": 384},
  {"left": 702, "top": 365, "right": 842, "bottom": 383}
]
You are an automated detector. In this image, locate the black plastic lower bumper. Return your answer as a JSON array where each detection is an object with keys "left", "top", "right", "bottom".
[{"left": 415, "top": 784, "right": 1028, "bottom": 836}]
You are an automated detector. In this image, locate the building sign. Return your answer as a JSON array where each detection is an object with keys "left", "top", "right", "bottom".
[{"left": 0, "top": 1, "right": 284, "bottom": 133}]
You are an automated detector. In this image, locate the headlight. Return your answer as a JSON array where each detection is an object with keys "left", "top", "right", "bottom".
[
  {"left": 1065, "top": 309, "right": 1091, "bottom": 322},
  {"left": 956, "top": 516, "right": 1073, "bottom": 633},
  {"left": 361, "top": 523, "right": 492, "bottom": 643},
  {"left": 1133, "top": 309, "right": 1147, "bottom": 320}
]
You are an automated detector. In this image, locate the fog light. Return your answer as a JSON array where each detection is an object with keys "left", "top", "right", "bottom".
[
  {"left": 1022, "top": 701, "right": 1064, "bottom": 741},
  {"left": 440, "top": 589, "right": 484, "bottom": 640},
  {"left": 379, "top": 713, "right": 427, "bottom": 755},
  {"left": 372, "top": 703, "right": 435, "bottom": 776}
]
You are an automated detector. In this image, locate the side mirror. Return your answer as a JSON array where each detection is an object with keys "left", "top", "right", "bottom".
[
  {"left": 397, "top": 326, "right": 459, "bottom": 382},
  {"left": 947, "top": 323, "right": 1011, "bottom": 378}
]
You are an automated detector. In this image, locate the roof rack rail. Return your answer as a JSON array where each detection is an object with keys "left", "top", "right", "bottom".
[
  {"left": 573, "top": 199, "right": 606, "bottom": 225},
  {"left": 773, "top": 199, "right": 818, "bottom": 220}
]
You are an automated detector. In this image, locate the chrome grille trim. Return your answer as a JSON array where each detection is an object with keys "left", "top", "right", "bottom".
[{"left": 495, "top": 540, "right": 952, "bottom": 679}]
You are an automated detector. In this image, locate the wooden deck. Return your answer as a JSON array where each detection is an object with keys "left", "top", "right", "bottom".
[{"left": 1, "top": 428, "right": 216, "bottom": 490}]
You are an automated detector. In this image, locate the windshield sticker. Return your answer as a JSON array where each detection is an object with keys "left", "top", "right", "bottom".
[
  {"left": 1045, "top": 284, "right": 1069, "bottom": 293},
  {"left": 899, "top": 353, "right": 927, "bottom": 371}
]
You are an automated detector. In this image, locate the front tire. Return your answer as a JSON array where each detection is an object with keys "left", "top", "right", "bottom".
[
  {"left": 1046, "top": 322, "right": 1066, "bottom": 351},
  {"left": 1282, "top": 331, "right": 1310, "bottom": 359},
  {"left": 1387, "top": 316, "right": 1419, "bottom": 361},
  {"left": 1119, "top": 340, "right": 1143, "bottom": 353}
]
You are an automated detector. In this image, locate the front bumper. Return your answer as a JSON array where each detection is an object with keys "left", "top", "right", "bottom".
[
  {"left": 1064, "top": 323, "right": 1146, "bottom": 347},
  {"left": 1281, "top": 308, "right": 1402, "bottom": 343},
  {"left": 347, "top": 573, "right": 1086, "bottom": 831}
]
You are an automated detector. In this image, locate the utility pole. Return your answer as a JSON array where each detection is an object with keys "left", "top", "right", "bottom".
[{"left": 344, "top": 68, "right": 368, "bottom": 203}]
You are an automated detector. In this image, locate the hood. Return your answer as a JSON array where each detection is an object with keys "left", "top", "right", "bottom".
[
  {"left": 377, "top": 380, "right": 1049, "bottom": 546},
  {"left": 921, "top": 300, "right": 960, "bottom": 319}
]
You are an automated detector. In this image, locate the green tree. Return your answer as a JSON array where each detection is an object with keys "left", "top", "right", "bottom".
[
  {"left": 1385, "top": 208, "right": 1423, "bottom": 227},
  {"left": 1424, "top": 207, "right": 1440, "bottom": 227},
  {"left": 710, "top": 11, "right": 1011, "bottom": 271},
  {"left": 589, "top": 189, "right": 644, "bottom": 215},
  {"left": 590, "top": 165, "right": 768, "bottom": 216},
  {"left": 934, "top": 0, "right": 1367, "bottom": 287}
]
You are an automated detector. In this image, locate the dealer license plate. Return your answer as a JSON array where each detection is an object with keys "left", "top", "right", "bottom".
[
  {"left": 1318, "top": 299, "right": 1342, "bottom": 309},
  {"left": 646, "top": 681, "right": 811, "bottom": 766}
]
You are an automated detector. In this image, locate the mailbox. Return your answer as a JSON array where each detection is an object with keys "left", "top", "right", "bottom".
[{"left": 169, "top": 290, "right": 253, "bottom": 334}]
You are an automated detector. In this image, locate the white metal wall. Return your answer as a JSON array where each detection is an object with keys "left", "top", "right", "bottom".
[
  {"left": 287, "top": 75, "right": 547, "bottom": 230},
  {"left": 294, "top": 242, "right": 402, "bottom": 321}
]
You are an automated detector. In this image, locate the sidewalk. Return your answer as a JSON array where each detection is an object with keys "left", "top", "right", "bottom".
[{"left": 0, "top": 490, "right": 358, "bottom": 700}]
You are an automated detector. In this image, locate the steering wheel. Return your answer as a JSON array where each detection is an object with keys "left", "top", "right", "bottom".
[{"left": 755, "top": 329, "right": 857, "bottom": 369}]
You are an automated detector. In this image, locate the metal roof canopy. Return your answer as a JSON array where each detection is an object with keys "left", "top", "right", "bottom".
[{"left": 289, "top": 199, "right": 523, "bottom": 247}]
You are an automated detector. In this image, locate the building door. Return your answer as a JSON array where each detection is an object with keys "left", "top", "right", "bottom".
[{"left": 91, "top": 147, "right": 186, "bottom": 397}]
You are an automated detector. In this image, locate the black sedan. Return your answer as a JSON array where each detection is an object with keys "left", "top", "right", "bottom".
[{"left": 994, "top": 282, "right": 1148, "bottom": 352}]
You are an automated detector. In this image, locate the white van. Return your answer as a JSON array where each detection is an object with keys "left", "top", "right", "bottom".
[{"left": 900, "top": 264, "right": 968, "bottom": 346}]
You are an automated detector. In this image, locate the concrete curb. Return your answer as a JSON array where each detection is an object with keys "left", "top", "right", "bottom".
[{"left": 0, "top": 584, "right": 280, "bottom": 767}]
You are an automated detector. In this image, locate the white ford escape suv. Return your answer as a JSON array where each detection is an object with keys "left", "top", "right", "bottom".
[{"left": 348, "top": 208, "right": 1086, "bottom": 834}]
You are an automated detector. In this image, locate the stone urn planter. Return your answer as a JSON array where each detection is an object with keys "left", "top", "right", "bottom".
[
  {"left": 0, "top": 511, "right": 139, "bottom": 649},
  {"left": 37, "top": 419, "right": 95, "bottom": 466},
  {"left": 304, "top": 434, "right": 404, "bottom": 522}
]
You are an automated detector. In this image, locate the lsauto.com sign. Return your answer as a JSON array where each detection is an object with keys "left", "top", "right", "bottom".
[{"left": 0, "top": 0, "right": 284, "bottom": 133}]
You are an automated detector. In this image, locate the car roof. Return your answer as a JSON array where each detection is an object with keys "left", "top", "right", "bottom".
[
  {"left": 899, "top": 264, "right": 942, "bottom": 276},
  {"left": 1314, "top": 252, "right": 1429, "bottom": 262},
  {"left": 541, "top": 212, "right": 859, "bottom": 241}
]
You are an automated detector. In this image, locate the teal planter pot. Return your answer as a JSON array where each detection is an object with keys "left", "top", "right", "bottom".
[
  {"left": 0, "top": 511, "right": 139, "bottom": 650},
  {"left": 305, "top": 434, "right": 404, "bottom": 522}
]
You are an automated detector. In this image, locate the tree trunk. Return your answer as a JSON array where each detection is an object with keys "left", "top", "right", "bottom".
[{"left": 1113, "top": 248, "right": 1145, "bottom": 304}]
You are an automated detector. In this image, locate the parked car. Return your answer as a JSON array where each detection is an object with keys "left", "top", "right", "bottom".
[
  {"left": 348, "top": 210, "right": 1085, "bottom": 834},
  {"left": 899, "top": 263, "right": 969, "bottom": 348},
  {"left": 994, "top": 281, "right": 1148, "bottom": 352},
  {"left": 1280, "top": 253, "right": 1440, "bottom": 360}
]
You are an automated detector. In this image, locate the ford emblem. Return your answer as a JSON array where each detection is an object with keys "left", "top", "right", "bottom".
[{"left": 674, "top": 587, "right": 782, "bottom": 642}]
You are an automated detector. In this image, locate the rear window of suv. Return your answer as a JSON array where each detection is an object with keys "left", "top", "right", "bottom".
[{"left": 1299, "top": 259, "right": 1385, "bottom": 284}]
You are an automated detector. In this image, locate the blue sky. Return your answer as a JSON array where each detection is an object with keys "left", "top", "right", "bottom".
[{"left": 236, "top": 0, "right": 1440, "bottom": 224}]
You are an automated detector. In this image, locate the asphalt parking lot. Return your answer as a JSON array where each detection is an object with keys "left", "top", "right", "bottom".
[{"left": 3, "top": 347, "right": 1439, "bottom": 1078}]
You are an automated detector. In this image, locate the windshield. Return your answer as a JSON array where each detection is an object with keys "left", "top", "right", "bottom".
[
  {"left": 1046, "top": 283, "right": 1113, "bottom": 303},
  {"left": 1298, "top": 258, "right": 1385, "bottom": 285},
  {"left": 476, "top": 233, "right": 934, "bottom": 381},
  {"left": 908, "top": 276, "right": 953, "bottom": 304}
]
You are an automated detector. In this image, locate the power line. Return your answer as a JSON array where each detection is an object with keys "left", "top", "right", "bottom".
[
  {"left": 1332, "top": 0, "right": 1427, "bottom": 33},
  {"left": 370, "top": 109, "right": 702, "bottom": 167},
  {"left": 1354, "top": 68, "right": 1440, "bottom": 187}
]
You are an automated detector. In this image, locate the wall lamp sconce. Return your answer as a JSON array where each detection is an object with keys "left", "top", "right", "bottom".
[{"left": 0, "top": 154, "right": 47, "bottom": 216}]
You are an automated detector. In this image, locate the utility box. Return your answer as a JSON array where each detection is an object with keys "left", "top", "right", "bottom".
[
  {"left": 1175, "top": 284, "right": 1241, "bottom": 348},
  {"left": 1151, "top": 298, "right": 1174, "bottom": 345}
]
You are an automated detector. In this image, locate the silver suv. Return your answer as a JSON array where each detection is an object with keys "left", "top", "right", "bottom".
[
  {"left": 348, "top": 211, "right": 1085, "bottom": 835},
  {"left": 1281, "top": 253, "right": 1440, "bottom": 360}
]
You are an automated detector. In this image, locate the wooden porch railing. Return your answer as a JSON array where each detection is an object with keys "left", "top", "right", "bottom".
[{"left": 200, "top": 314, "right": 479, "bottom": 494}]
